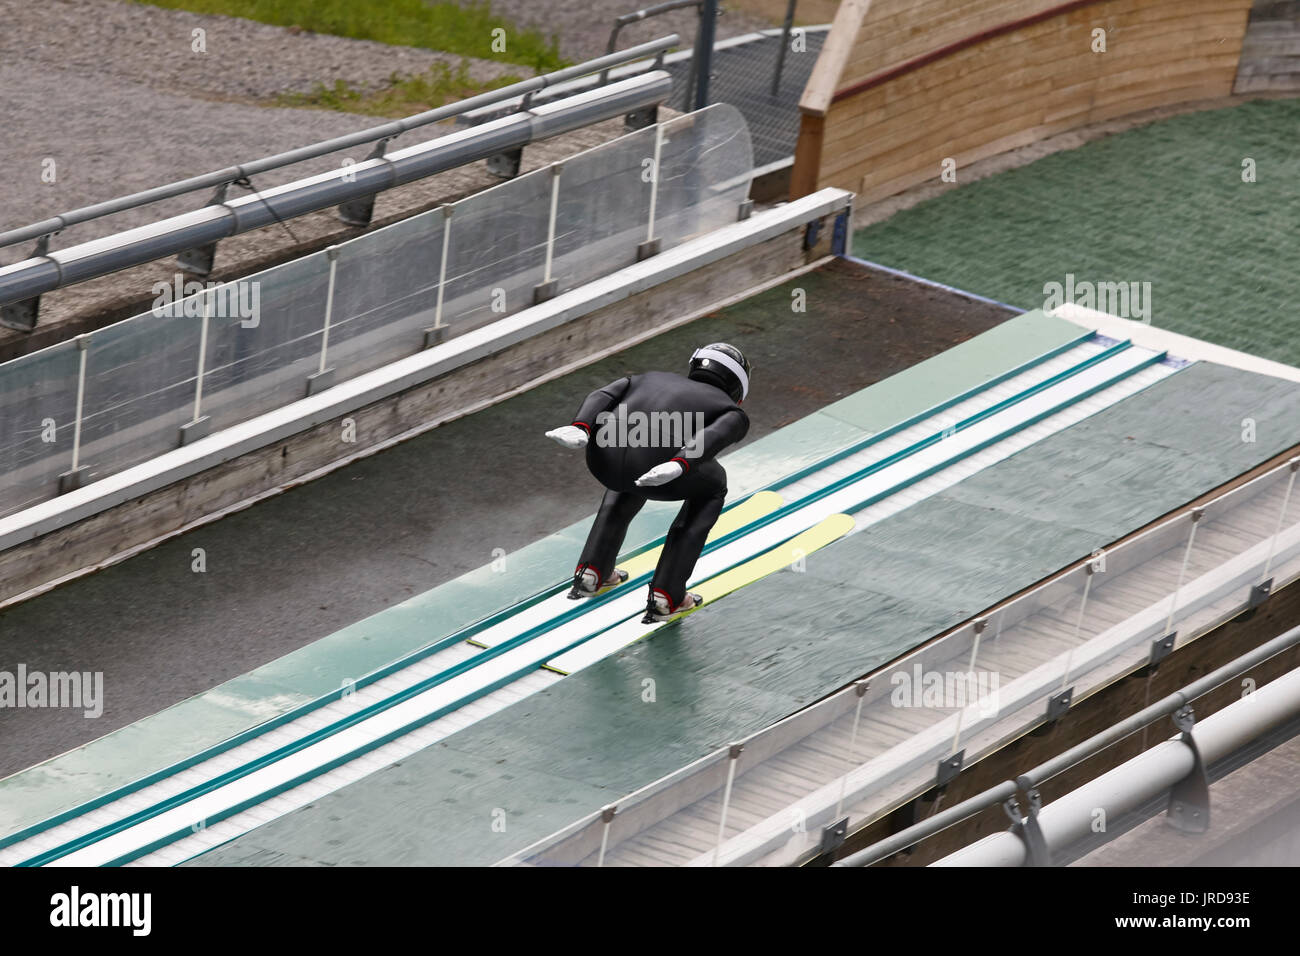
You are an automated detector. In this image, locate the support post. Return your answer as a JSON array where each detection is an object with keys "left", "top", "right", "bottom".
[
  {"left": 637, "top": 124, "right": 664, "bottom": 261},
  {"left": 176, "top": 182, "right": 231, "bottom": 277},
  {"left": 0, "top": 234, "right": 55, "bottom": 331},
  {"left": 596, "top": 805, "right": 617, "bottom": 867},
  {"left": 1166, "top": 705, "right": 1210, "bottom": 833},
  {"left": 693, "top": 0, "right": 719, "bottom": 110},
  {"left": 58, "top": 334, "right": 92, "bottom": 492},
  {"left": 424, "top": 205, "right": 454, "bottom": 348},
  {"left": 534, "top": 164, "right": 562, "bottom": 304},
  {"left": 307, "top": 246, "right": 339, "bottom": 396},
  {"left": 338, "top": 139, "right": 391, "bottom": 227},
  {"left": 180, "top": 288, "right": 213, "bottom": 445},
  {"left": 711, "top": 743, "right": 743, "bottom": 866}
]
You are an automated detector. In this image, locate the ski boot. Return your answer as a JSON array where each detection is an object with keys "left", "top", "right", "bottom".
[
  {"left": 642, "top": 589, "right": 702, "bottom": 624},
  {"left": 568, "top": 565, "right": 629, "bottom": 599}
]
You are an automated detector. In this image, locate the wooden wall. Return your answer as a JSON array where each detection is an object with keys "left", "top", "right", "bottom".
[{"left": 793, "top": 0, "right": 1256, "bottom": 203}]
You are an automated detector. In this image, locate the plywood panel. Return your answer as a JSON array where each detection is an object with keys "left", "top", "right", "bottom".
[{"left": 792, "top": 0, "right": 1254, "bottom": 201}]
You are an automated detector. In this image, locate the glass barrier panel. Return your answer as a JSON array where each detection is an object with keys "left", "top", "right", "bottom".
[
  {"left": 440, "top": 169, "right": 553, "bottom": 333},
  {"left": 78, "top": 306, "right": 203, "bottom": 480},
  {"left": 328, "top": 210, "right": 444, "bottom": 381},
  {"left": 201, "top": 255, "right": 331, "bottom": 430},
  {"left": 549, "top": 124, "right": 657, "bottom": 294},
  {"left": 0, "top": 342, "right": 82, "bottom": 517},
  {"left": 655, "top": 104, "right": 754, "bottom": 248}
]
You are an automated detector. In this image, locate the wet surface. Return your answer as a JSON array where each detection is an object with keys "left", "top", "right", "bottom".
[
  {"left": 0, "top": 259, "right": 1013, "bottom": 778},
  {"left": 191, "top": 362, "right": 1300, "bottom": 867}
]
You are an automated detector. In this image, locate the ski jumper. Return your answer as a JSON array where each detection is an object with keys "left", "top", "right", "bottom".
[{"left": 571, "top": 371, "right": 750, "bottom": 610}]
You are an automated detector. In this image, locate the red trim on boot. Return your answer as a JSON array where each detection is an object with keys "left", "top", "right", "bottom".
[{"left": 650, "top": 586, "right": 679, "bottom": 612}]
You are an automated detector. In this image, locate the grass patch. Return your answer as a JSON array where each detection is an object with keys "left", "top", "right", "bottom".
[
  {"left": 276, "top": 60, "right": 523, "bottom": 116},
  {"left": 138, "top": 0, "right": 566, "bottom": 71},
  {"left": 851, "top": 98, "right": 1300, "bottom": 367}
]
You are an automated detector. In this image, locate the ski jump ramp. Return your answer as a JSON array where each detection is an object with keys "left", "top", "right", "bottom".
[{"left": 4, "top": 225, "right": 1300, "bottom": 868}]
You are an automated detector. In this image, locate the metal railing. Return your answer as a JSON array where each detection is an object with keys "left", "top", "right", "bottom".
[
  {"left": 836, "top": 624, "right": 1300, "bottom": 866},
  {"left": 0, "top": 38, "right": 680, "bottom": 331},
  {"left": 0, "top": 104, "right": 754, "bottom": 519},
  {"left": 0, "top": 37, "right": 678, "bottom": 255}
]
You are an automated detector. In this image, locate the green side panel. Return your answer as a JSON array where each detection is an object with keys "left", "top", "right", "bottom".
[
  {"left": 817, "top": 309, "right": 1082, "bottom": 432},
  {"left": 191, "top": 361, "right": 1300, "bottom": 867}
]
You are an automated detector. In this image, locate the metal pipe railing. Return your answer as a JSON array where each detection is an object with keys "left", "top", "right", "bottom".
[
  {"left": 0, "top": 36, "right": 679, "bottom": 253},
  {"left": 601, "top": 2, "right": 701, "bottom": 85},
  {"left": 834, "top": 621, "right": 1300, "bottom": 866},
  {"left": 0, "top": 70, "right": 673, "bottom": 316}
]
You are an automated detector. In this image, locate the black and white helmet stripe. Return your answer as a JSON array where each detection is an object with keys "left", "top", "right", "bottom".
[{"left": 690, "top": 346, "right": 750, "bottom": 401}]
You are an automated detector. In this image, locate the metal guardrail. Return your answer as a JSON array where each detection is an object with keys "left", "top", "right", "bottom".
[
  {"left": 835, "top": 621, "right": 1300, "bottom": 866},
  {"left": 0, "top": 37, "right": 677, "bottom": 254},
  {"left": 0, "top": 103, "right": 754, "bottom": 519},
  {"left": 0, "top": 37, "right": 679, "bottom": 331}
]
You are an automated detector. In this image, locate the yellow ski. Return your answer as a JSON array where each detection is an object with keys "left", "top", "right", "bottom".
[
  {"left": 544, "top": 511, "right": 855, "bottom": 675},
  {"left": 467, "top": 490, "right": 784, "bottom": 648}
]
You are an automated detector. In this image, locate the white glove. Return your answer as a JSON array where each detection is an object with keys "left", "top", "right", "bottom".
[
  {"left": 636, "top": 460, "right": 684, "bottom": 487},
  {"left": 545, "top": 425, "right": 588, "bottom": 449}
]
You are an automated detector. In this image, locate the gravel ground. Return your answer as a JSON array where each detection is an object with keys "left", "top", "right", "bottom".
[
  {"left": 0, "top": 0, "right": 776, "bottom": 272},
  {"left": 462, "top": 0, "right": 776, "bottom": 62},
  {"left": 0, "top": 0, "right": 530, "bottom": 263},
  {"left": 0, "top": 0, "right": 692, "bottom": 350}
]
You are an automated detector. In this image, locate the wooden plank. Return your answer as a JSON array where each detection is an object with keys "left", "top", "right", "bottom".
[{"left": 805, "top": 0, "right": 1252, "bottom": 196}]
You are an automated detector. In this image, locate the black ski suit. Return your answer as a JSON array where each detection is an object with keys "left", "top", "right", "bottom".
[{"left": 570, "top": 371, "right": 749, "bottom": 610}]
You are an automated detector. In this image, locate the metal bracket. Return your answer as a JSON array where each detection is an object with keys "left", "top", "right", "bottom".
[
  {"left": 1017, "top": 789, "right": 1053, "bottom": 866},
  {"left": 0, "top": 233, "right": 58, "bottom": 331},
  {"left": 636, "top": 237, "right": 661, "bottom": 261},
  {"left": 486, "top": 147, "right": 524, "bottom": 180},
  {"left": 936, "top": 750, "right": 964, "bottom": 788},
  {"left": 177, "top": 182, "right": 232, "bottom": 276},
  {"left": 338, "top": 138, "right": 392, "bottom": 227},
  {"left": 1150, "top": 632, "right": 1177, "bottom": 666},
  {"left": 305, "top": 367, "right": 336, "bottom": 396},
  {"left": 179, "top": 416, "right": 212, "bottom": 446},
  {"left": 1248, "top": 578, "right": 1272, "bottom": 609},
  {"left": 1166, "top": 705, "right": 1210, "bottom": 833},
  {"left": 423, "top": 325, "right": 447, "bottom": 349},
  {"left": 818, "top": 817, "right": 848, "bottom": 857},
  {"left": 58, "top": 466, "right": 90, "bottom": 494},
  {"left": 803, "top": 217, "right": 822, "bottom": 251},
  {"left": 624, "top": 105, "right": 658, "bottom": 131},
  {"left": 533, "top": 279, "right": 559, "bottom": 304},
  {"left": 1045, "top": 686, "right": 1073, "bottom": 722},
  {"left": 831, "top": 208, "right": 851, "bottom": 256},
  {"left": 737, "top": 198, "right": 754, "bottom": 222}
]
